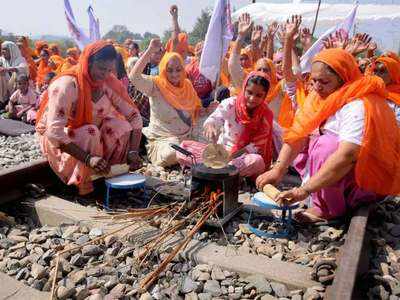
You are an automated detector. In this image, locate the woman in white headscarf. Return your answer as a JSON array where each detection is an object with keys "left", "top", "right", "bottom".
[{"left": 0, "top": 41, "right": 28, "bottom": 107}]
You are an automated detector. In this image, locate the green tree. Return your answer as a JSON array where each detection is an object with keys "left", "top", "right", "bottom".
[
  {"left": 102, "top": 25, "right": 142, "bottom": 44},
  {"left": 189, "top": 9, "right": 211, "bottom": 45},
  {"left": 161, "top": 29, "right": 173, "bottom": 45}
]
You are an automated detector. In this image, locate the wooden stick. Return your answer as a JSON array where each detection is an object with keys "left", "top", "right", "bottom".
[
  {"left": 311, "top": 0, "right": 322, "bottom": 36},
  {"left": 138, "top": 202, "right": 209, "bottom": 265},
  {"left": 49, "top": 254, "right": 60, "bottom": 300},
  {"left": 139, "top": 201, "right": 222, "bottom": 291}
]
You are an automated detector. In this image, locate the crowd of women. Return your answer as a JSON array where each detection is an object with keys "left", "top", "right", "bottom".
[{"left": 1, "top": 4, "right": 400, "bottom": 224}]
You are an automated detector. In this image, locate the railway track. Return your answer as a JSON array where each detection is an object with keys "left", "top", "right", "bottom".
[
  {"left": 0, "top": 159, "right": 372, "bottom": 299},
  {"left": 0, "top": 158, "right": 54, "bottom": 204}
]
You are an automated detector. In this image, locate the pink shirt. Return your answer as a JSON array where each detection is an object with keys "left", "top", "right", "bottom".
[
  {"left": 203, "top": 96, "right": 258, "bottom": 154},
  {"left": 10, "top": 88, "right": 37, "bottom": 108}
]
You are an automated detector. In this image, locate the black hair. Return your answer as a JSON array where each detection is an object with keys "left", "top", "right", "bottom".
[
  {"left": 45, "top": 72, "right": 56, "bottom": 82},
  {"left": 41, "top": 49, "right": 50, "bottom": 56},
  {"left": 246, "top": 75, "right": 270, "bottom": 94},
  {"left": 215, "top": 86, "right": 230, "bottom": 103},
  {"left": 88, "top": 45, "right": 118, "bottom": 64},
  {"left": 115, "top": 53, "right": 127, "bottom": 80},
  {"left": 131, "top": 42, "right": 139, "bottom": 50}
]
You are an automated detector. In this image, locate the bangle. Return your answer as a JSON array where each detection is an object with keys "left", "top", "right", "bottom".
[
  {"left": 301, "top": 186, "right": 311, "bottom": 196},
  {"left": 84, "top": 153, "right": 91, "bottom": 166},
  {"left": 269, "top": 160, "right": 288, "bottom": 171},
  {"left": 128, "top": 150, "right": 139, "bottom": 156}
]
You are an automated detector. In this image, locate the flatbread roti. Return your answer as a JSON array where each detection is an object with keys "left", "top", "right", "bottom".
[{"left": 202, "top": 144, "right": 230, "bottom": 169}]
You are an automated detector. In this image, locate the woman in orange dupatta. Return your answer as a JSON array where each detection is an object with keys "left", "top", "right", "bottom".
[
  {"left": 36, "top": 41, "right": 142, "bottom": 196},
  {"left": 60, "top": 47, "right": 79, "bottom": 72},
  {"left": 16, "top": 38, "right": 37, "bottom": 82},
  {"left": 374, "top": 56, "right": 400, "bottom": 122},
  {"left": 34, "top": 41, "right": 48, "bottom": 59},
  {"left": 256, "top": 48, "right": 400, "bottom": 223},
  {"left": 49, "top": 43, "right": 65, "bottom": 73},
  {"left": 130, "top": 38, "right": 201, "bottom": 167},
  {"left": 36, "top": 49, "right": 54, "bottom": 91}
]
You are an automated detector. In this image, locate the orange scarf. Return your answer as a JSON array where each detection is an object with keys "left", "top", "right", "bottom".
[
  {"left": 153, "top": 52, "right": 201, "bottom": 122},
  {"left": 232, "top": 71, "right": 273, "bottom": 166},
  {"left": 19, "top": 38, "right": 37, "bottom": 81},
  {"left": 276, "top": 80, "right": 308, "bottom": 128},
  {"left": 60, "top": 57, "right": 78, "bottom": 73},
  {"left": 36, "top": 41, "right": 136, "bottom": 129},
  {"left": 36, "top": 59, "right": 53, "bottom": 86},
  {"left": 34, "top": 40, "right": 48, "bottom": 58},
  {"left": 376, "top": 56, "right": 400, "bottom": 105},
  {"left": 165, "top": 33, "right": 189, "bottom": 58},
  {"left": 285, "top": 48, "right": 400, "bottom": 195}
]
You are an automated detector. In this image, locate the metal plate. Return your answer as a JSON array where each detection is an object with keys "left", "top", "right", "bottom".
[{"left": 192, "top": 164, "right": 239, "bottom": 180}]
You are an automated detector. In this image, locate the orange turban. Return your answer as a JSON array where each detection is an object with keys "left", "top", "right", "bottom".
[
  {"left": 285, "top": 48, "right": 400, "bottom": 195},
  {"left": 153, "top": 52, "right": 201, "bottom": 122}
]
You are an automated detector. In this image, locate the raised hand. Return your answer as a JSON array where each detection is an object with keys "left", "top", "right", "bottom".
[
  {"left": 264, "top": 21, "right": 279, "bottom": 40},
  {"left": 345, "top": 33, "right": 373, "bottom": 56},
  {"left": 238, "top": 13, "right": 253, "bottom": 38},
  {"left": 251, "top": 25, "right": 264, "bottom": 45},
  {"left": 300, "top": 27, "right": 313, "bottom": 51},
  {"left": 170, "top": 5, "right": 178, "bottom": 20},
  {"left": 277, "top": 23, "right": 286, "bottom": 45},
  {"left": 285, "top": 15, "right": 302, "bottom": 39},
  {"left": 148, "top": 38, "right": 162, "bottom": 53}
]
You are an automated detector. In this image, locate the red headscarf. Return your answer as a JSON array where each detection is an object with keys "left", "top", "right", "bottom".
[
  {"left": 232, "top": 71, "right": 274, "bottom": 167},
  {"left": 36, "top": 41, "right": 136, "bottom": 129}
]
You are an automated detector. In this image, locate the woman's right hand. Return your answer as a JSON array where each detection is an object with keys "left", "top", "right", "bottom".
[
  {"left": 256, "top": 168, "right": 285, "bottom": 190},
  {"left": 203, "top": 123, "right": 219, "bottom": 144},
  {"left": 88, "top": 156, "right": 109, "bottom": 174},
  {"left": 238, "top": 13, "right": 253, "bottom": 39},
  {"left": 148, "top": 39, "right": 162, "bottom": 54}
]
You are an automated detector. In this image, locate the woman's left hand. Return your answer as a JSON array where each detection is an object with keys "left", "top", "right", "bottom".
[
  {"left": 127, "top": 151, "right": 143, "bottom": 171},
  {"left": 274, "top": 187, "right": 309, "bottom": 206}
]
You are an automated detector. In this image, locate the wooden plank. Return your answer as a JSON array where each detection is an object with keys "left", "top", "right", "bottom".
[{"left": 326, "top": 205, "right": 370, "bottom": 300}]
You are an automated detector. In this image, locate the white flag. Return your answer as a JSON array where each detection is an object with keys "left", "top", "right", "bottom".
[
  {"left": 88, "top": 5, "right": 101, "bottom": 41},
  {"left": 300, "top": 4, "right": 358, "bottom": 73},
  {"left": 200, "top": 0, "right": 233, "bottom": 83},
  {"left": 64, "top": 0, "right": 91, "bottom": 50}
]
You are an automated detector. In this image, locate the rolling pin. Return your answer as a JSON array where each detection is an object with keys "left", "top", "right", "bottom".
[
  {"left": 90, "top": 164, "right": 130, "bottom": 181},
  {"left": 262, "top": 184, "right": 281, "bottom": 200}
]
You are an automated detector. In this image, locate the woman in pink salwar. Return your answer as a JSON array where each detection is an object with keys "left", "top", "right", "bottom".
[
  {"left": 36, "top": 41, "right": 142, "bottom": 195},
  {"left": 178, "top": 72, "right": 274, "bottom": 178},
  {"left": 256, "top": 48, "right": 400, "bottom": 223}
]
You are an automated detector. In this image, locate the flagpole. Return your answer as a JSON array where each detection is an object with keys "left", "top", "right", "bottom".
[
  {"left": 213, "top": 0, "right": 229, "bottom": 103},
  {"left": 311, "top": 0, "right": 322, "bottom": 36}
]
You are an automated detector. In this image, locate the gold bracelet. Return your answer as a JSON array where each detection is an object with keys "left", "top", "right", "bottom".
[
  {"left": 269, "top": 160, "right": 288, "bottom": 171},
  {"left": 300, "top": 186, "right": 311, "bottom": 196}
]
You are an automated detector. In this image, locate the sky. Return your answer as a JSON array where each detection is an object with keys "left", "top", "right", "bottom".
[{"left": 2, "top": 0, "right": 400, "bottom": 38}]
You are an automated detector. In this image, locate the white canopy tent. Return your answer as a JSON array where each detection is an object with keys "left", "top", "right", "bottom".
[{"left": 232, "top": 2, "right": 400, "bottom": 52}]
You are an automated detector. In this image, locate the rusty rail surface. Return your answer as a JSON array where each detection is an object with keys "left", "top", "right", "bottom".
[
  {"left": 0, "top": 159, "right": 53, "bottom": 204},
  {"left": 326, "top": 205, "right": 371, "bottom": 300}
]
